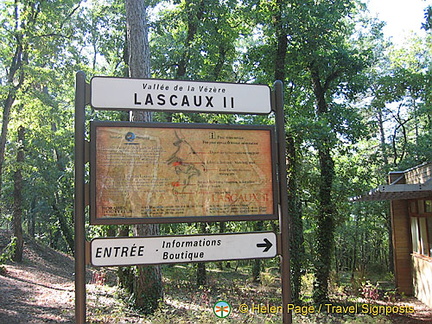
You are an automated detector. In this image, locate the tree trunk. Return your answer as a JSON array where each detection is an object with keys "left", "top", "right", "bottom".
[
  {"left": 386, "top": 209, "right": 394, "bottom": 274},
  {"left": 117, "top": 225, "right": 134, "bottom": 292},
  {"left": 29, "top": 198, "right": 36, "bottom": 238},
  {"left": 314, "top": 144, "right": 335, "bottom": 303},
  {"left": 273, "top": 0, "right": 305, "bottom": 302},
  {"left": 125, "top": 0, "right": 163, "bottom": 313},
  {"left": 52, "top": 194, "right": 74, "bottom": 254},
  {"left": 133, "top": 224, "right": 163, "bottom": 313},
  {"left": 196, "top": 262, "right": 207, "bottom": 286},
  {"left": 196, "top": 222, "right": 207, "bottom": 286},
  {"left": 126, "top": 0, "right": 152, "bottom": 124},
  {"left": 286, "top": 134, "right": 304, "bottom": 302},
  {"left": 0, "top": 0, "right": 29, "bottom": 207},
  {"left": 376, "top": 107, "right": 394, "bottom": 274},
  {"left": 310, "top": 65, "right": 336, "bottom": 303},
  {"left": 0, "top": 43, "right": 26, "bottom": 207},
  {"left": 12, "top": 126, "right": 25, "bottom": 262},
  {"left": 175, "top": 0, "right": 205, "bottom": 79},
  {"left": 351, "top": 214, "right": 359, "bottom": 278},
  {"left": 274, "top": 0, "right": 288, "bottom": 82},
  {"left": 0, "top": 93, "right": 15, "bottom": 199},
  {"left": 217, "top": 221, "right": 226, "bottom": 270},
  {"left": 50, "top": 122, "right": 74, "bottom": 254}
]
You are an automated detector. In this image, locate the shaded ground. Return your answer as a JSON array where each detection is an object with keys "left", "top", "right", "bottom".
[
  {"left": 389, "top": 298, "right": 432, "bottom": 323},
  {"left": 0, "top": 230, "right": 75, "bottom": 323},
  {"left": 1, "top": 229, "right": 432, "bottom": 323}
]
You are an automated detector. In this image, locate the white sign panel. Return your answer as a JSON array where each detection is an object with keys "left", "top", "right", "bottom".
[
  {"left": 90, "top": 77, "right": 272, "bottom": 114},
  {"left": 91, "top": 232, "right": 277, "bottom": 267}
]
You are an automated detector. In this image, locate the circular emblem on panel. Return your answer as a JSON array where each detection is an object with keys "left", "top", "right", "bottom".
[{"left": 125, "top": 132, "right": 136, "bottom": 142}]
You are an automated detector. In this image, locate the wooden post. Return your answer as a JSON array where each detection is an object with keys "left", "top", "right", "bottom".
[
  {"left": 274, "top": 80, "right": 292, "bottom": 324},
  {"left": 74, "top": 71, "right": 87, "bottom": 324}
]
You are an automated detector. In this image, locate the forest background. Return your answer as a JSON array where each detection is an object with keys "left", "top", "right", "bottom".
[{"left": 1, "top": 0, "right": 432, "bottom": 315}]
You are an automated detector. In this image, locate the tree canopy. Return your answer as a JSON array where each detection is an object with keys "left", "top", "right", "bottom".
[{"left": 1, "top": 0, "right": 432, "bottom": 310}]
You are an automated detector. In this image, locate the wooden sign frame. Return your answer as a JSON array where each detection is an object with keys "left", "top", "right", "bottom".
[{"left": 74, "top": 73, "right": 292, "bottom": 324}]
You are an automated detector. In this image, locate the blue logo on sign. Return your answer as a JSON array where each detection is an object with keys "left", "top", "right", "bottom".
[{"left": 125, "top": 132, "right": 136, "bottom": 142}]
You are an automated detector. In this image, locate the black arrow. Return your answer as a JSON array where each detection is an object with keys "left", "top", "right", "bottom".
[{"left": 256, "top": 238, "right": 273, "bottom": 252}]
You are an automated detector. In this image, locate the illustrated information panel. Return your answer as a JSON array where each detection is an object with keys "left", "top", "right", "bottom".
[{"left": 91, "top": 123, "right": 276, "bottom": 223}]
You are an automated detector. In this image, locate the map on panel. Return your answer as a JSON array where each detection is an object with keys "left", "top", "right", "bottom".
[{"left": 93, "top": 125, "right": 274, "bottom": 219}]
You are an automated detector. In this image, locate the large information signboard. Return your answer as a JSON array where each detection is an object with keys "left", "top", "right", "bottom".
[{"left": 90, "top": 122, "right": 277, "bottom": 224}]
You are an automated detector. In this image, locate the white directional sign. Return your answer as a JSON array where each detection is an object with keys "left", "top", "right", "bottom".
[
  {"left": 90, "top": 232, "right": 277, "bottom": 267},
  {"left": 90, "top": 77, "right": 272, "bottom": 114}
]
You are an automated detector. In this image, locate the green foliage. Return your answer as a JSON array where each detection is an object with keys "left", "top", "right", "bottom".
[
  {"left": 151, "top": 0, "right": 251, "bottom": 81},
  {"left": 0, "top": 236, "right": 17, "bottom": 264},
  {"left": 0, "top": 0, "right": 431, "bottom": 317}
]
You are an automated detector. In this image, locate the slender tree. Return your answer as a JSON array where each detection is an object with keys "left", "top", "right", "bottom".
[
  {"left": 12, "top": 126, "right": 25, "bottom": 262},
  {"left": 0, "top": 0, "right": 28, "bottom": 205},
  {"left": 124, "top": 0, "right": 163, "bottom": 313},
  {"left": 283, "top": 0, "right": 371, "bottom": 302},
  {"left": 273, "top": 0, "right": 306, "bottom": 302},
  {"left": 0, "top": 0, "right": 81, "bottom": 252}
]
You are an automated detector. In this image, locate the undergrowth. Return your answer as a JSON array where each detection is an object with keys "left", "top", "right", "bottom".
[{"left": 86, "top": 265, "right": 414, "bottom": 323}]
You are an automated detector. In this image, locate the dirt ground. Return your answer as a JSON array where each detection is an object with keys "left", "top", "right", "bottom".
[
  {"left": 1, "top": 230, "right": 432, "bottom": 323},
  {"left": 0, "top": 231, "right": 75, "bottom": 323}
]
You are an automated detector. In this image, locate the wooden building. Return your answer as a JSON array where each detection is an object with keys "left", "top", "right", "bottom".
[{"left": 353, "top": 162, "right": 432, "bottom": 308}]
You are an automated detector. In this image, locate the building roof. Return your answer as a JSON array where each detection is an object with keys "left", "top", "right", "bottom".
[
  {"left": 351, "top": 162, "right": 432, "bottom": 202},
  {"left": 350, "top": 184, "right": 432, "bottom": 201}
]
